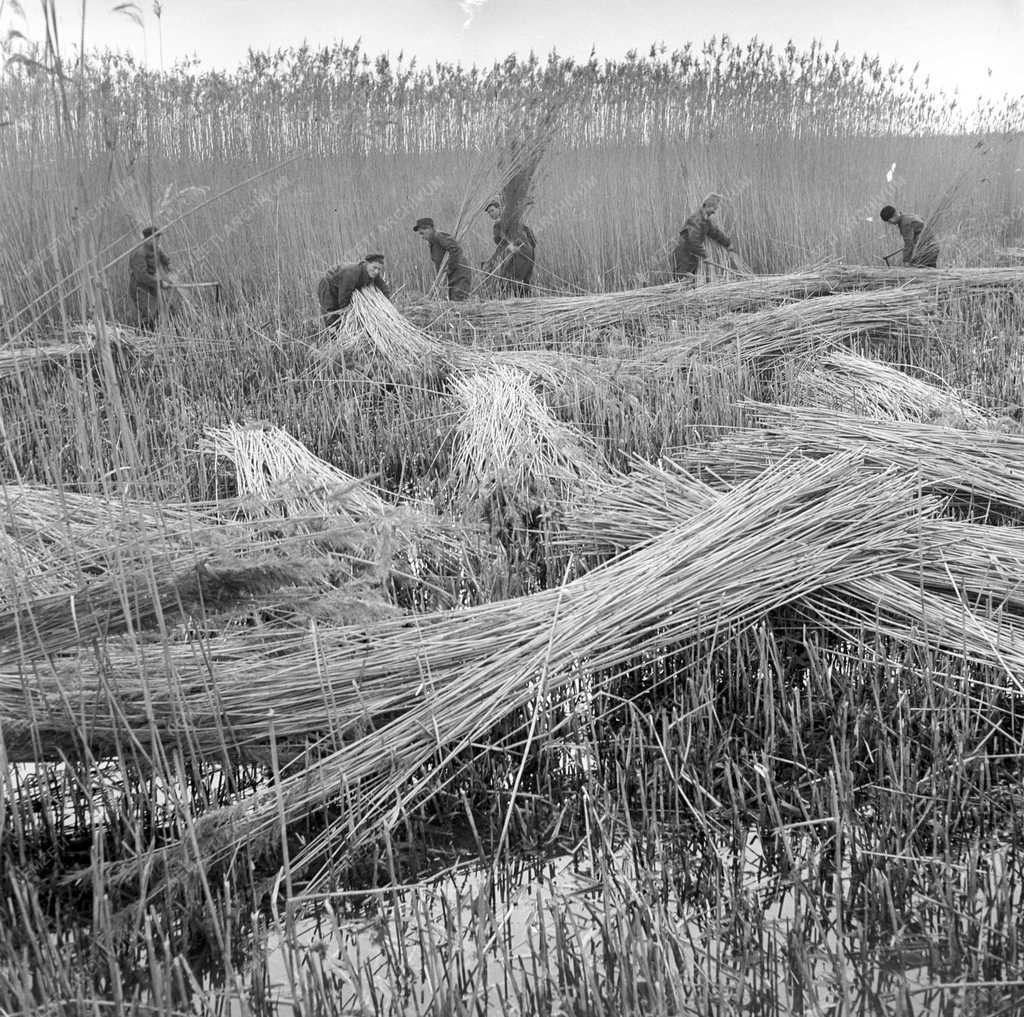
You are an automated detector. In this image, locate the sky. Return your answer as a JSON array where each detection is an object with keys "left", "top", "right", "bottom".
[{"left": 3, "top": 0, "right": 1022, "bottom": 105}]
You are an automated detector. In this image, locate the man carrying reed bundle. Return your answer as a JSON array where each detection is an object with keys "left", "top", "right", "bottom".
[
  {"left": 880, "top": 205, "right": 939, "bottom": 267},
  {"left": 128, "top": 225, "right": 180, "bottom": 329},
  {"left": 672, "top": 193, "right": 733, "bottom": 281},
  {"left": 318, "top": 254, "right": 391, "bottom": 328},
  {"left": 413, "top": 217, "right": 472, "bottom": 301},
  {"left": 483, "top": 198, "right": 536, "bottom": 297}
]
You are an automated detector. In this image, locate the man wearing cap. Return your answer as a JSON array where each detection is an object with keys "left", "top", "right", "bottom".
[
  {"left": 880, "top": 205, "right": 939, "bottom": 267},
  {"left": 128, "top": 225, "right": 179, "bottom": 329},
  {"left": 318, "top": 254, "right": 391, "bottom": 328},
  {"left": 413, "top": 218, "right": 472, "bottom": 301},
  {"left": 672, "top": 194, "right": 732, "bottom": 281}
]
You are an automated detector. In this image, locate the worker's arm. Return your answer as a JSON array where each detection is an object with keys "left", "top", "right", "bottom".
[
  {"left": 334, "top": 270, "right": 359, "bottom": 310},
  {"left": 706, "top": 223, "right": 731, "bottom": 249},
  {"left": 436, "top": 234, "right": 462, "bottom": 258},
  {"left": 375, "top": 277, "right": 392, "bottom": 301},
  {"left": 318, "top": 273, "right": 341, "bottom": 325}
]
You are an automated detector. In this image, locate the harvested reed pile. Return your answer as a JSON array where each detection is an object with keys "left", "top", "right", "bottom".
[
  {"left": 0, "top": 528, "right": 79, "bottom": 603},
  {"left": 0, "top": 554, "right": 334, "bottom": 668},
  {"left": 633, "top": 289, "right": 934, "bottom": 373},
  {"left": 201, "top": 421, "right": 472, "bottom": 607},
  {"left": 447, "top": 366, "right": 603, "bottom": 530},
  {"left": 200, "top": 420, "right": 459, "bottom": 544},
  {"left": 409, "top": 267, "right": 1024, "bottom": 341},
  {"left": 0, "top": 339, "right": 94, "bottom": 378},
  {"left": 0, "top": 482, "right": 218, "bottom": 582},
  {"left": 484, "top": 349, "right": 638, "bottom": 406},
  {"left": 313, "top": 287, "right": 457, "bottom": 381},
  {"left": 0, "top": 324, "right": 166, "bottom": 380},
  {"left": 202, "top": 422, "right": 386, "bottom": 522},
  {"left": 790, "top": 350, "right": 992, "bottom": 425},
  {"left": 12, "top": 454, "right": 949, "bottom": 888},
  {"left": 679, "top": 404, "right": 1024, "bottom": 519},
  {"left": 562, "top": 454, "right": 1024, "bottom": 685}
]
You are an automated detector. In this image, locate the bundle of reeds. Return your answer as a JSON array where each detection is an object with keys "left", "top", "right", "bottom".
[
  {"left": 0, "top": 528, "right": 79, "bottom": 605},
  {"left": 0, "top": 339, "right": 93, "bottom": 378},
  {"left": 0, "top": 482, "right": 218, "bottom": 581},
  {"left": 563, "top": 453, "right": 1024, "bottom": 679},
  {"left": 447, "top": 366, "right": 603, "bottom": 526},
  {"left": 633, "top": 288, "right": 934, "bottom": 373},
  {"left": 313, "top": 287, "right": 458, "bottom": 379},
  {"left": 60, "top": 453, "right": 960, "bottom": 891},
  {"left": 201, "top": 421, "right": 385, "bottom": 523},
  {"left": 0, "top": 554, "right": 332, "bottom": 667},
  {"left": 680, "top": 404, "right": 1024, "bottom": 519},
  {"left": 409, "top": 267, "right": 1024, "bottom": 341},
  {"left": 790, "top": 350, "right": 992, "bottom": 425},
  {"left": 200, "top": 421, "right": 468, "bottom": 581}
]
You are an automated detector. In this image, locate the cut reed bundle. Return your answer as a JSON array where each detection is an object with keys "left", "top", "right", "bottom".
[
  {"left": 201, "top": 421, "right": 387, "bottom": 523},
  {"left": 0, "top": 339, "right": 94, "bottom": 378},
  {"left": 680, "top": 404, "right": 1024, "bottom": 519},
  {"left": 409, "top": 267, "right": 1024, "bottom": 342},
  {"left": 447, "top": 366, "right": 603, "bottom": 524},
  {"left": 200, "top": 420, "right": 470, "bottom": 586},
  {"left": 0, "top": 554, "right": 331, "bottom": 667},
  {"left": 633, "top": 289, "right": 934, "bottom": 373},
  {"left": 790, "top": 351, "right": 992, "bottom": 425},
  {"left": 313, "top": 286, "right": 458, "bottom": 379},
  {"left": 562, "top": 453, "right": 1024, "bottom": 683},
  {"left": 0, "top": 482, "right": 220, "bottom": 582},
  {"left": 27, "top": 455, "right": 948, "bottom": 891}
]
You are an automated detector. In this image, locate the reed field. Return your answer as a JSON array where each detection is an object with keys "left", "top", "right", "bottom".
[{"left": 3, "top": 15, "right": 1024, "bottom": 1016}]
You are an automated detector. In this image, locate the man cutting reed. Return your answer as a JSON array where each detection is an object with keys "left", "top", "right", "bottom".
[
  {"left": 880, "top": 205, "right": 940, "bottom": 267},
  {"left": 128, "top": 226, "right": 180, "bottom": 329},
  {"left": 483, "top": 198, "right": 536, "bottom": 297},
  {"left": 413, "top": 217, "right": 472, "bottom": 301},
  {"left": 672, "top": 193, "right": 732, "bottom": 281},
  {"left": 318, "top": 254, "right": 391, "bottom": 328}
]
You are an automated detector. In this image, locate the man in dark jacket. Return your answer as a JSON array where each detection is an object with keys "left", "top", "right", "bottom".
[
  {"left": 128, "top": 225, "right": 179, "bottom": 329},
  {"left": 880, "top": 205, "right": 939, "bottom": 267},
  {"left": 413, "top": 217, "right": 472, "bottom": 301},
  {"left": 483, "top": 199, "right": 536, "bottom": 297},
  {"left": 318, "top": 254, "right": 391, "bottom": 327},
  {"left": 672, "top": 193, "right": 732, "bottom": 280}
]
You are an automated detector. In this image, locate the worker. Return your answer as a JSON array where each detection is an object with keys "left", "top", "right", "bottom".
[
  {"left": 880, "top": 205, "right": 939, "bottom": 267},
  {"left": 672, "top": 193, "right": 732, "bottom": 280},
  {"left": 128, "top": 226, "right": 179, "bottom": 329},
  {"left": 318, "top": 254, "right": 391, "bottom": 328},
  {"left": 413, "top": 217, "right": 472, "bottom": 301},
  {"left": 483, "top": 199, "right": 536, "bottom": 297}
]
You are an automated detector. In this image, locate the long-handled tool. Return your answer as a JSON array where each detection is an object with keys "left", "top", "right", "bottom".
[
  {"left": 882, "top": 248, "right": 904, "bottom": 267},
  {"left": 172, "top": 281, "right": 222, "bottom": 303}
]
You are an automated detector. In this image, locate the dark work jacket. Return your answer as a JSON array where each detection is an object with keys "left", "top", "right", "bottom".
[
  {"left": 318, "top": 261, "right": 392, "bottom": 326},
  {"left": 428, "top": 232, "right": 472, "bottom": 300},
  {"left": 128, "top": 238, "right": 171, "bottom": 294},
  {"left": 488, "top": 221, "right": 536, "bottom": 288},
  {"left": 677, "top": 212, "right": 731, "bottom": 259}
]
